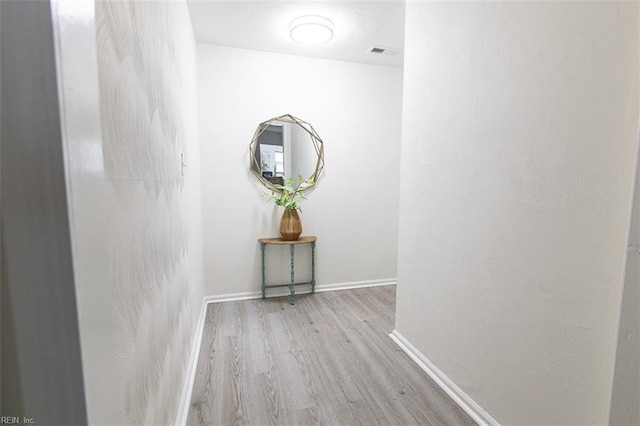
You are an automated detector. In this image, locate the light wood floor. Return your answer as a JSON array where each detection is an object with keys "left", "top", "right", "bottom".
[{"left": 187, "top": 285, "right": 476, "bottom": 425}]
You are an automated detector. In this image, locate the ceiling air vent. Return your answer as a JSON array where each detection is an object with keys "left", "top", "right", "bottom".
[{"left": 367, "top": 45, "right": 398, "bottom": 56}]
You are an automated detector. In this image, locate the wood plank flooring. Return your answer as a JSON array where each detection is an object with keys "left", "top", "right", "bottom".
[{"left": 187, "top": 286, "right": 476, "bottom": 425}]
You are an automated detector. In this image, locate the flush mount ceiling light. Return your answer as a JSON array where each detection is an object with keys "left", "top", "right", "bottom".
[{"left": 289, "top": 15, "right": 334, "bottom": 44}]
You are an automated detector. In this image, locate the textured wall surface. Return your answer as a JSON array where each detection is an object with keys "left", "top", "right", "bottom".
[
  {"left": 96, "top": 1, "right": 204, "bottom": 424},
  {"left": 197, "top": 44, "right": 403, "bottom": 297},
  {"left": 395, "top": 2, "right": 639, "bottom": 424}
]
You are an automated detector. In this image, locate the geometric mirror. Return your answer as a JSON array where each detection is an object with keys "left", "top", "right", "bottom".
[{"left": 249, "top": 114, "right": 324, "bottom": 193}]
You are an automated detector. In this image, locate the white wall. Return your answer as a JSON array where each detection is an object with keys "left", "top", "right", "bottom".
[
  {"left": 610, "top": 124, "right": 640, "bottom": 424},
  {"left": 395, "top": 2, "right": 639, "bottom": 425},
  {"left": 51, "top": 0, "right": 120, "bottom": 423},
  {"left": 95, "top": 1, "right": 204, "bottom": 424},
  {"left": 197, "top": 44, "right": 402, "bottom": 297}
]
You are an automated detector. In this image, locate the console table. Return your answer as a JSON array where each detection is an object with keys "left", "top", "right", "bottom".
[{"left": 258, "top": 236, "right": 316, "bottom": 305}]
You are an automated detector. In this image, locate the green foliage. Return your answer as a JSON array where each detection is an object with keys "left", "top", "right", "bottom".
[{"left": 264, "top": 175, "right": 315, "bottom": 210}]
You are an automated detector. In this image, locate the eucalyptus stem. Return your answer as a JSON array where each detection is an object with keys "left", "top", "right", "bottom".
[{"left": 263, "top": 175, "right": 314, "bottom": 210}]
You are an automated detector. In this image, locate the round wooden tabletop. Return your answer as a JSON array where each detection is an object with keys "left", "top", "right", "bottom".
[{"left": 258, "top": 236, "right": 317, "bottom": 245}]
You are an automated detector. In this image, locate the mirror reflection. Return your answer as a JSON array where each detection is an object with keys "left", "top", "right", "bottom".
[{"left": 250, "top": 114, "right": 324, "bottom": 192}]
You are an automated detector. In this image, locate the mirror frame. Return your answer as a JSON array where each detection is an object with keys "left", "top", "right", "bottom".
[{"left": 249, "top": 114, "right": 325, "bottom": 193}]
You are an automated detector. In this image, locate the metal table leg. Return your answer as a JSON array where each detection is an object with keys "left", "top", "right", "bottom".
[
  {"left": 261, "top": 243, "right": 266, "bottom": 299},
  {"left": 311, "top": 241, "right": 316, "bottom": 293},
  {"left": 289, "top": 244, "right": 295, "bottom": 305}
]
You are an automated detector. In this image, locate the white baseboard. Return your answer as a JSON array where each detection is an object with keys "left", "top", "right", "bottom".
[
  {"left": 314, "top": 278, "right": 396, "bottom": 293},
  {"left": 203, "top": 278, "right": 397, "bottom": 304},
  {"left": 175, "top": 299, "right": 208, "bottom": 426},
  {"left": 389, "top": 329, "right": 499, "bottom": 426}
]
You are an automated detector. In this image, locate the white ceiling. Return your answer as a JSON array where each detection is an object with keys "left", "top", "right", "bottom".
[{"left": 186, "top": 1, "right": 405, "bottom": 68}]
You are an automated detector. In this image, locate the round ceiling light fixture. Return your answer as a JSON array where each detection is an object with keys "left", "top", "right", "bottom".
[{"left": 289, "top": 15, "right": 334, "bottom": 44}]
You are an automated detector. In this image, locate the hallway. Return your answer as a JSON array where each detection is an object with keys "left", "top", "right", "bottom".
[{"left": 2, "top": 0, "right": 639, "bottom": 424}]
